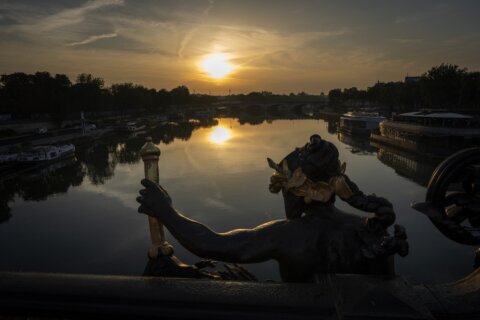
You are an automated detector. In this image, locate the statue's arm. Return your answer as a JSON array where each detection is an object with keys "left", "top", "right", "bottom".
[
  {"left": 137, "top": 179, "right": 287, "bottom": 263},
  {"left": 340, "top": 174, "right": 395, "bottom": 230},
  {"left": 161, "top": 210, "right": 286, "bottom": 263}
]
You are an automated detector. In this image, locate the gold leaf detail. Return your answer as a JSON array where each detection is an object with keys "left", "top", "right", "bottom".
[
  {"left": 282, "top": 160, "right": 291, "bottom": 178},
  {"left": 267, "top": 158, "right": 281, "bottom": 171},
  {"left": 340, "top": 162, "right": 347, "bottom": 174},
  {"left": 308, "top": 181, "right": 334, "bottom": 202},
  {"left": 330, "top": 175, "right": 353, "bottom": 200},
  {"left": 286, "top": 167, "right": 307, "bottom": 190}
]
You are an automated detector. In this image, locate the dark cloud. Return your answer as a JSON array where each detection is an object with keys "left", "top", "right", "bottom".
[{"left": 0, "top": 10, "right": 20, "bottom": 25}]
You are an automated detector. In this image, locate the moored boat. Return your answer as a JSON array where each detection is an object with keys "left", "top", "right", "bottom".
[
  {"left": 16, "top": 144, "right": 76, "bottom": 164},
  {"left": 338, "top": 112, "right": 385, "bottom": 136},
  {"left": 371, "top": 110, "right": 480, "bottom": 155}
]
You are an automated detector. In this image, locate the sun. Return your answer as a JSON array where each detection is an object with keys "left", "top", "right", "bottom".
[
  {"left": 209, "top": 126, "right": 232, "bottom": 144},
  {"left": 201, "top": 53, "right": 233, "bottom": 79}
]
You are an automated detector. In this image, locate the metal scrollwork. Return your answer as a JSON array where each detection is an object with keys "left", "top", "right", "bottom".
[{"left": 412, "top": 147, "right": 480, "bottom": 245}]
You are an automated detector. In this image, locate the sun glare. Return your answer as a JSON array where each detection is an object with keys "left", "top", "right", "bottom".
[
  {"left": 201, "top": 53, "right": 233, "bottom": 79},
  {"left": 209, "top": 126, "right": 232, "bottom": 144}
]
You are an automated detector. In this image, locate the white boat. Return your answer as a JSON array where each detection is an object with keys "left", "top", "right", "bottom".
[
  {"left": 338, "top": 112, "right": 386, "bottom": 136},
  {"left": 16, "top": 144, "right": 75, "bottom": 164}
]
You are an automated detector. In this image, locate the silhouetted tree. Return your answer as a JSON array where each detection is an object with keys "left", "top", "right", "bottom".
[
  {"left": 70, "top": 73, "right": 105, "bottom": 113},
  {"left": 156, "top": 89, "right": 171, "bottom": 109},
  {"left": 328, "top": 88, "right": 343, "bottom": 107},
  {"left": 459, "top": 72, "right": 480, "bottom": 109},
  {"left": 111, "top": 83, "right": 140, "bottom": 114},
  {"left": 421, "top": 63, "right": 466, "bottom": 109},
  {"left": 0, "top": 72, "right": 37, "bottom": 117},
  {"left": 400, "top": 81, "right": 422, "bottom": 111},
  {"left": 170, "top": 85, "right": 190, "bottom": 105}
]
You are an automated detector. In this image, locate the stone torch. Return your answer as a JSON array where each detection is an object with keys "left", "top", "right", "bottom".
[{"left": 140, "top": 137, "right": 174, "bottom": 258}]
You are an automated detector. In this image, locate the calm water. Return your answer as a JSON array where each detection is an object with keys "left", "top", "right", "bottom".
[{"left": 0, "top": 118, "right": 475, "bottom": 283}]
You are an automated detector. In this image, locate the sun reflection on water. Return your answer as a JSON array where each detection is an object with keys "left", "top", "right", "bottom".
[{"left": 209, "top": 125, "right": 232, "bottom": 144}]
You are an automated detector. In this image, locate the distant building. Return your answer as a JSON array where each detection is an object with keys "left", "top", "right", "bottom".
[{"left": 404, "top": 76, "right": 421, "bottom": 83}]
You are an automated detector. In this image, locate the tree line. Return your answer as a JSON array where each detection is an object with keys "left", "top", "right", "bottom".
[
  {"left": 0, "top": 72, "right": 215, "bottom": 120},
  {"left": 226, "top": 91, "right": 326, "bottom": 103},
  {"left": 0, "top": 71, "right": 327, "bottom": 122},
  {"left": 328, "top": 64, "right": 480, "bottom": 111},
  {"left": 1, "top": 63, "right": 478, "bottom": 121}
]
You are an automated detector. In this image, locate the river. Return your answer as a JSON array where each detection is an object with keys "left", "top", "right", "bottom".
[{"left": 0, "top": 117, "right": 474, "bottom": 284}]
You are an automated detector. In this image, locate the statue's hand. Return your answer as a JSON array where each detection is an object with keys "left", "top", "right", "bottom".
[{"left": 137, "top": 179, "right": 173, "bottom": 217}]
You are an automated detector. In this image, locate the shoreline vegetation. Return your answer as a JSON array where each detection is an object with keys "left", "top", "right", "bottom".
[{"left": 0, "top": 64, "right": 479, "bottom": 131}]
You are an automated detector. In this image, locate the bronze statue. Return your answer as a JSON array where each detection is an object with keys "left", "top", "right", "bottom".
[{"left": 137, "top": 135, "right": 408, "bottom": 282}]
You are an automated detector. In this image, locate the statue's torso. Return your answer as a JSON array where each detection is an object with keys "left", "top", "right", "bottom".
[{"left": 277, "top": 207, "right": 392, "bottom": 282}]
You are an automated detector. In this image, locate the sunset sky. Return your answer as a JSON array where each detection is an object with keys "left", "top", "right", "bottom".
[{"left": 1, "top": 0, "right": 479, "bottom": 94}]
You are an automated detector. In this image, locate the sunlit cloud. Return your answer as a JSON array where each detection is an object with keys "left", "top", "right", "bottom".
[{"left": 178, "top": 27, "right": 198, "bottom": 58}]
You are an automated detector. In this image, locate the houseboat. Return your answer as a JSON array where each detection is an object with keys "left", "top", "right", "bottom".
[
  {"left": 16, "top": 144, "right": 75, "bottom": 164},
  {"left": 338, "top": 112, "right": 385, "bottom": 136},
  {"left": 371, "top": 111, "right": 480, "bottom": 156}
]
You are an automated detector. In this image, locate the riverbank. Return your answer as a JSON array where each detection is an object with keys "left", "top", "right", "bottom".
[{"left": 0, "top": 128, "right": 116, "bottom": 153}]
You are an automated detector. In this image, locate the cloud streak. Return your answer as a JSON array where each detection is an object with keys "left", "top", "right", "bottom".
[
  {"left": 68, "top": 32, "right": 118, "bottom": 46},
  {"left": 39, "top": 0, "right": 124, "bottom": 31},
  {"left": 389, "top": 38, "right": 424, "bottom": 44}
]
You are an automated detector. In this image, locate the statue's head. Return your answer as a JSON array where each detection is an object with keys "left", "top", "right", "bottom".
[{"left": 268, "top": 134, "right": 343, "bottom": 219}]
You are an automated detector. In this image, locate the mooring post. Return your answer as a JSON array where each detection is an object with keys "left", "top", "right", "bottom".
[{"left": 140, "top": 137, "right": 174, "bottom": 258}]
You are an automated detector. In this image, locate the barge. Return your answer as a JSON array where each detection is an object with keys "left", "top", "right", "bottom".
[{"left": 371, "top": 111, "right": 480, "bottom": 156}]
